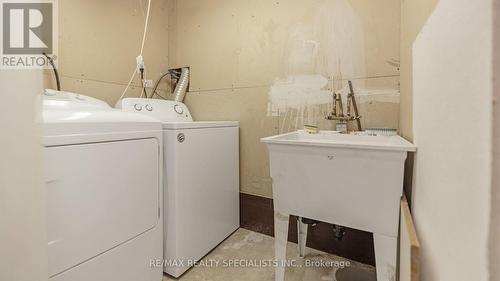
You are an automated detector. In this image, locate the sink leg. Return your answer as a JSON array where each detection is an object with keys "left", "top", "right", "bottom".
[
  {"left": 297, "top": 217, "right": 308, "bottom": 258},
  {"left": 374, "top": 233, "right": 398, "bottom": 281},
  {"left": 274, "top": 211, "right": 289, "bottom": 281}
]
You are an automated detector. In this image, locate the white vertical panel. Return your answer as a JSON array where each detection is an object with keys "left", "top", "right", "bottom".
[
  {"left": 412, "top": 0, "right": 493, "bottom": 280},
  {"left": 0, "top": 71, "right": 47, "bottom": 280}
]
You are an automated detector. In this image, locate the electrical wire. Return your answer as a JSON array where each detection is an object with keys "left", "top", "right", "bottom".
[
  {"left": 42, "top": 52, "right": 61, "bottom": 91},
  {"left": 117, "top": 0, "right": 152, "bottom": 102},
  {"left": 138, "top": 0, "right": 152, "bottom": 99},
  {"left": 148, "top": 71, "right": 171, "bottom": 99},
  {"left": 152, "top": 90, "right": 168, "bottom": 100},
  {"left": 140, "top": 0, "right": 151, "bottom": 56},
  {"left": 148, "top": 69, "right": 182, "bottom": 99},
  {"left": 117, "top": 65, "right": 139, "bottom": 101},
  {"left": 140, "top": 68, "right": 148, "bottom": 98}
]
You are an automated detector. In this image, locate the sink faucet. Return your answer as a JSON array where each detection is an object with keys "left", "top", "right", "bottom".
[{"left": 326, "top": 80, "right": 362, "bottom": 132}]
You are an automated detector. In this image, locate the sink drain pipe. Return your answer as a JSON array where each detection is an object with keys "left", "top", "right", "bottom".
[{"left": 298, "top": 217, "right": 347, "bottom": 241}]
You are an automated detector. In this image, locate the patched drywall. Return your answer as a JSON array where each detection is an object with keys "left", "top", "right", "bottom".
[
  {"left": 412, "top": 0, "right": 492, "bottom": 280},
  {"left": 399, "top": 0, "right": 439, "bottom": 141},
  {"left": 169, "top": 0, "right": 401, "bottom": 197},
  {"left": 44, "top": 0, "right": 170, "bottom": 105}
]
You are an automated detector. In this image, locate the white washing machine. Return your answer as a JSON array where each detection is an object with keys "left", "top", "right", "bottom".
[
  {"left": 119, "top": 98, "right": 240, "bottom": 278},
  {"left": 43, "top": 91, "right": 163, "bottom": 281}
]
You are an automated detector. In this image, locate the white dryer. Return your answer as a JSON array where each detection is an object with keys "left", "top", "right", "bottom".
[
  {"left": 43, "top": 91, "right": 163, "bottom": 281},
  {"left": 119, "top": 98, "right": 240, "bottom": 278}
]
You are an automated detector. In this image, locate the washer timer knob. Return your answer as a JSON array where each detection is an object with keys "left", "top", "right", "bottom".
[
  {"left": 174, "top": 104, "right": 184, "bottom": 115},
  {"left": 145, "top": 104, "right": 153, "bottom": 111},
  {"left": 134, "top": 104, "right": 143, "bottom": 111}
]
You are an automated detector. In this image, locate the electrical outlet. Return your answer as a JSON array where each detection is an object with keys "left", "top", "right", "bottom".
[{"left": 144, "top": 80, "right": 153, "bottom": 88}]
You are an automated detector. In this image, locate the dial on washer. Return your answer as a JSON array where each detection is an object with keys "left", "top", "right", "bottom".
[{"left": 174, "top": 104, "right": 184, "bottom": 115}]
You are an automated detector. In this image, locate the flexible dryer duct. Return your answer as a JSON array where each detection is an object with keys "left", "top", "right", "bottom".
[{"left": 173, "top": 67, "right": 190, "bottom": 102}]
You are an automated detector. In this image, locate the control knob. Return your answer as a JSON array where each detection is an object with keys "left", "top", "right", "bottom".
[{"left": 174, "top": 104, "right": 184, "bottom": 115}]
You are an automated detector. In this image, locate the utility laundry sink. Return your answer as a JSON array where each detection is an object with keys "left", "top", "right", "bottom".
[
  {"left": 262, "top": 130, "right": 415, "bottom": 151},
  {"left": 261, "top": 130, "right": 416, "bottom": 281}
]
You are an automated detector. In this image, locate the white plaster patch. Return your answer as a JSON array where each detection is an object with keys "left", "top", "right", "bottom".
[
  {"left": 338, "top": 88, "right": 401, "bottom": 104},
  {"left": 356, "top": 89, "right": 400, "bottom": 102},
  {"left": 267, "top": 74, "right": 332, "bottom": 116}
]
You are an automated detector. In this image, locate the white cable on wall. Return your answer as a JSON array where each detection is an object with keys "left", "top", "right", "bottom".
[
  {"left": 117, "top": 0, "right": 152, "bottom": 102},
  {"left": 119, "top": 66, "right": 139, "bottom": 102},
  {"left": 140, "top": 0, "right": 151, "bottom": 56}
]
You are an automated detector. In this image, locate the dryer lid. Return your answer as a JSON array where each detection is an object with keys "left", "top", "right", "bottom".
[
  {"left": 43, "top": 89, "right": 111, "bottom": 111},
  {"left": 43, "top": 90, "right": 161, "bottom": 138}
]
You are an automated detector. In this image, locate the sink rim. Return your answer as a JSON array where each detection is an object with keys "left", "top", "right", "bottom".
[{"left": 261, "top": 130, "right": 417, "bottom": 152}]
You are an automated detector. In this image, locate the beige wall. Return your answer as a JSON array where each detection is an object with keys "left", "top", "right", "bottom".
[
  {"left": 490, "top": 1, "right": 500, "bottom": 279},
  {"left": 44, "top": 0, "right": 170, "bottom": 105},
  {"left": 412, "top": 0, "right": 492, "bottom": 280},
  {"left": 0, "top": 70, "right": 47, "bottom": 281},
  {"left": 169, "top": 0, "right": 401, "bottom": 197},
  {"left": 399, "top": 0, "right": 439, "bottom": 141}
]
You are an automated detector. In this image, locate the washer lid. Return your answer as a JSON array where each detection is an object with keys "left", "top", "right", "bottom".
[{"left": 162, "top": 121, "right": 239, "bottom": 129}]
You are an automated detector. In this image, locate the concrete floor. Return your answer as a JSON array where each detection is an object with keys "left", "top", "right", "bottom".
[{"left": 163, "top": 228, "right": 375, "bottom": 281}]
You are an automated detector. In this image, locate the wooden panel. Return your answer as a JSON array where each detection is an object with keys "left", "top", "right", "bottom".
[{"left": 399, "top": 196, "right": 420, "bottom": 281}]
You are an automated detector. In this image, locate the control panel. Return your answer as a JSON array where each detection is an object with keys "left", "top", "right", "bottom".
[{"left": 118, "top": 98, "right": 193, "bottom": 122}]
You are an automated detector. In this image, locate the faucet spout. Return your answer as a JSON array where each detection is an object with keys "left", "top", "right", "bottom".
[{"left": 325, "top": 80, "right": 362, "bottom": 132}]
